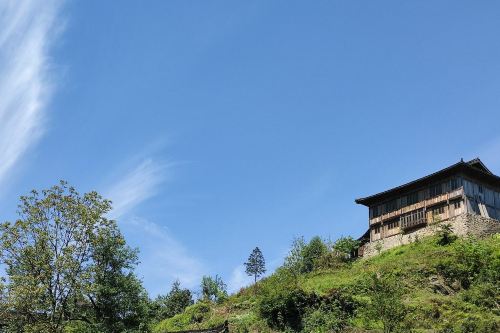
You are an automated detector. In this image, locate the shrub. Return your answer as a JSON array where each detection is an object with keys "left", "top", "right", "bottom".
[
  {"left": 436, "top": 224, "right": 457, "bottom": 246},
  {"left": 314, "top": 251, "right": 346, "bottom": 270},
  {"left": 153, "top": 301, "right": 214, "bottom": 333},
  {"left": 302, "top": 305, "right": 344, "bottom": 333},
  {"left": 201, "top": 275, "right": 228, "bottom": 303},
  {"left": 436, "top": 238, "right": 496, "bottom": 289},
  {"left": 363, "top": 273, "right": 408, "bottom": 333},
  {"left": 258, "top": 288, "right": 317, "bottom": 331},
  {"left": 461, "top": 282, "right": 499, "bottom": 309},
  {"left": 258, "top": 286, "right": 357, "bottom": 332}
]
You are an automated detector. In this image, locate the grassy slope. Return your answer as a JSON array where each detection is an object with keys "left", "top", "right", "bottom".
[{"left": 154, "top": 235, "right": 500, "bottom": 333}]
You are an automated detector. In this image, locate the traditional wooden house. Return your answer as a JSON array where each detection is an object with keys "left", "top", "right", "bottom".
[{"left": 355, "top": 158, "right": 500, "bottom": 256}]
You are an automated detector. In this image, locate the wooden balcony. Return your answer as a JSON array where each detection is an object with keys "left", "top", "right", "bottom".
[
  {"left": 369, "top": 187, "right": 464, "bottom": 226},
  {"left": 400, "top": 217, "right": 427, "bottom": 231}
]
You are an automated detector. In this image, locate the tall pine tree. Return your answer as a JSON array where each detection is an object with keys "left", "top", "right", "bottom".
[{"left": 244, "top": 247, "right": 266, "bottom": 283}]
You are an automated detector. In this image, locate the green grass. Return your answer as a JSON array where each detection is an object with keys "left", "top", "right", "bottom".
[{"left": 154, "top": 235, "right": 500, "bottom": 333}]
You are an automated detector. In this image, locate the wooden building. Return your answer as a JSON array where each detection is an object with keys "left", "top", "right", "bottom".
[{"left": 355, "top": 159, "right": 500, "bottom": 246}]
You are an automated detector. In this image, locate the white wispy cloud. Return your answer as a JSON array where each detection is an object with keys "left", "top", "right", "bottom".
[
  {"left": 104, "top": 158, "right": 205, "bottom": 295},
  {"left": 122, "top": 217, "right": 205, "bottom": 296},
  {"left": 106, "top": 159, "right": 170, "bottom": 219},
  {"left": 0, "top": 0, "right": 62, "bottom": 189}
]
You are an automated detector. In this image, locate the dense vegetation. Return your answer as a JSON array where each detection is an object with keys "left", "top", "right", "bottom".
[
  {"left": 154, "top": 233, "right": 499, "bottom": 333},
  {"left": 0, "top": 182, "right": 498, "bottom": 332}
]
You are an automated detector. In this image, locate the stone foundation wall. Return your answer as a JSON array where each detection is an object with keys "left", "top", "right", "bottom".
[{"left": 361, "top": 213, "right": 500, "bottom": 257}]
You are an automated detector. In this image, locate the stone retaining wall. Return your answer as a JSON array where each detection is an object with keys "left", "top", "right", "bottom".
[{"left": 362, "top": 213, "right": 500, "bottom": 257}]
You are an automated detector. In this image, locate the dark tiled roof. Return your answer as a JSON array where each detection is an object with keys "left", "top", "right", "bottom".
[{"left": 355, "top": 158, "right": 500, "bottom": 206}]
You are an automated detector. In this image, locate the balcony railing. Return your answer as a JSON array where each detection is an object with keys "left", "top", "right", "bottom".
[
  {"left": 400, "top": 217, "right": 427, "bottom": 231},
  {"left": 369, "top": 187, "right": 464, "bottom": 225}
]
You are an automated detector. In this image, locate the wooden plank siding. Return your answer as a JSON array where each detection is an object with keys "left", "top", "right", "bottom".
[{"left": 357, "top": 159, "right": 500, "bottom": 245}]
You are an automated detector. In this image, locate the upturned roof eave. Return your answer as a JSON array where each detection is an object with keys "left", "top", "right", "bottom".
[{"left": 355, "top": 159, "right": 500, "bottom": 206}]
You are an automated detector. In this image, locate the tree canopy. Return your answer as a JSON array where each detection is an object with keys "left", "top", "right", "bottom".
[
  {"left": 244, "top": 247, "right": 266, "bottom": 283},
  {"left": 0, "top": 181, "right": 150, "bottom": 333}
]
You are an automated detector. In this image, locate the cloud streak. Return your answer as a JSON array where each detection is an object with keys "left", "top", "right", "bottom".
[
  {"left": 0, "top": 0, "right": 62, "bottom": 189},
  {"left": 104, "top": 158, "right": 205, "bottom": 295},
  {"left": 123, "top": 217, "right": 205, "bottom": 296},
  {"left": 106, "top": 159, "right": 170, "bottom": 219}
]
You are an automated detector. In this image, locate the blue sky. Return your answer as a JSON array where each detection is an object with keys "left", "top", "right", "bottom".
[{"left": 1, "top": 0, "right": 500, "bottom": 296}]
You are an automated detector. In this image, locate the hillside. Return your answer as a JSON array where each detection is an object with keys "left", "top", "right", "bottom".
[{"left": 154, "top": 234, "right": 499, "bottom": 333}]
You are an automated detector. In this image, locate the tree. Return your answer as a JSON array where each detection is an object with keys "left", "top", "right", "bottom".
[
  {"left": 332, "top": 236, "right": 360, "bottom": 261},
  {"left": 284, "top": 237, "right": 307, "bottom": 280},
  {"left": 154, "top": 280, "right": 193, "bottom": 321},
  {"left": 85, "top": 224, "right": 151, "bottom": 332},
  {"left": 0, "top": 182, "right": 114, "bottom": 332},
  {"left": 0, "top": 182, "right": 150, "bottom": 333},
  {"left": 244, "top": 247, "right": 266, "bottom": 284},
  {"left": 200, "top": 275, "right": 227, "bottom": 303},
  {"left": 302, "top": 236, "right": 328, "bottom": 273}
]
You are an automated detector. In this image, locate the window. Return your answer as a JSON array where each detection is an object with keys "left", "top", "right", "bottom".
[
  {"left": 372, "top": 206, "right": 380, "bottom": 218},
  {"left": 450, "top": 178, "right": 460, "bottom": 190},
  {"left": 387, "top": 220, "right": 399, "bottom": 230},
  {"left": 433, "top": 206, "right": 445, "bottom": 215},
  {"left": 478, "top": 185, "right": 483, "bottom": 193},
  {"left": 374, "top": 225, "right": 381, "bottom": 234},
  {"left": 385, "top": 199, "right": 397, "bottom": 213},
  {"left": 430, "top": 183, "right": 443, "bottom": 197},
  {"left": 454, "top": 201, "right": 461, "bottom": 209},
  {"left": 407, "top": 192, "right": 419, "bottom": 205}
]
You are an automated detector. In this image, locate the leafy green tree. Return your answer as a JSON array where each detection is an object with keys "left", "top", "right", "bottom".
[
  {"left": 200, "top": 275, "right": 227, "bottom": 303},
  {"left": 283, "top": 237, "right": 306, "bottom": 281},
  {"left": 302, "top": 236, "right": 328, "bottom": 273},
  {"left": 332, "top": 236, "right": 360, "bottom": 261},
  {"left": 154, "top": 280, "right": 193, "bottom": 321},
  {"left": 0, "top": 182, "right": 150, "bottom": 333},
  {"left": 85, "top": 224, "right": 151, "bottom": 332},
  {"left": 0, "top": 182, "right": 114, "bottom": 332},
  {"left": 244, "top": 247, "right": 266, "bottom": 283}
]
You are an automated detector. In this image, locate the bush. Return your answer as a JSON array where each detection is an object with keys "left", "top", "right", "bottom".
[
  {"left": 461, "top": 282, "right": 499, "bottom": 309},
  {"left": 259, "top": 288, "right": 317, "bottom": 331},
  {"left": 436, "top": 238, "right": 497, "bottom": 289},
  {"left": 153, "top": 301, "right": 215, "bottom": 333},
  {"left": 258, "top": 286, "right": 356, "bottom": 332},
  {"left": 363, "top": 273, "right": 408, "bottom": 333},
  {"left": 436, "top": 224, "right": 457, "bottom": 246},
  {"left": 302, "top": 289, "right": 356, "bottom": 333},
  {"left": 201, "top": 275, "right": 228, "bottom": 303},
  {"left": 302, "top": 305, "right": 344, "bottom": 333},
  {"left": 314, "top": 251, "right": 346, "bottom": 270}
]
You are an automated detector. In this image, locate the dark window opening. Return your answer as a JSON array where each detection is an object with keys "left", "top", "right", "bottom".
[
  {"left": 407, "top": 192, "right": 419, "bottom": 205},
  {"left": 385, "top": 199, "right": 397, "bottom": 213},
  {"left": 433, "top": 206, "right": 445, "bottom": 215},
  {"left": 450, "top": 178, "right": 460, "bottom": 190},
  {"left": 430, "top": 183, "right": 443, "bottom": 197},
  {"left": 387, "top": 220, "right": 399, "bottom": 230}
]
